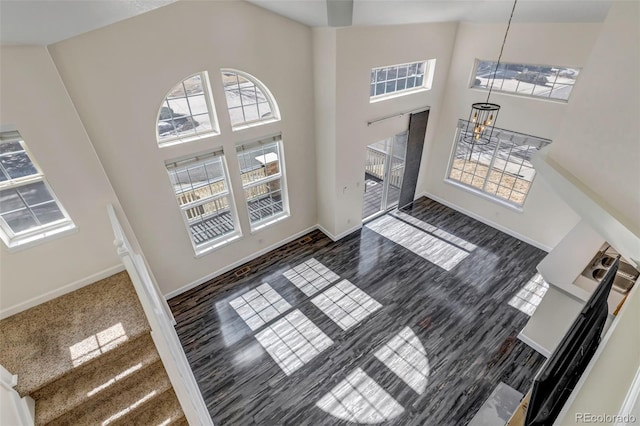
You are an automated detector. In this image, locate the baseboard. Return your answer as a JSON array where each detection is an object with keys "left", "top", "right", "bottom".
[
  {"left": 316, "top": 223, "right": 362, "bottom": 242},
  {"left": 417, "top": 192, "right": 553, "bottom": 253},
  {"left": 0, "top": 264, "right": 125, "bottom": 320},
  {"left": 165, "top": 225, "right": 320, "bottom": 299}
]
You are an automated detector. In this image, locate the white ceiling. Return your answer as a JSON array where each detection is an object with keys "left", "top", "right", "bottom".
[
  {"left": 0, "top": 0, "right": 612, "bottom": 46},
  {"left": 247, "top": 0, "right": 613, "bottom": 27},
  {"left": 0, "top": 0, "right": 176, "bottom": 45}
]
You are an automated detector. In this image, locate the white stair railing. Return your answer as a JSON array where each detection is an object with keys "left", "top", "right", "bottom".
[
  {"left": 107, "top": 205, "right": 213, "bottom": 426},
  {"left": 0, "top": 364, "right": 34, "bottom": 426}
]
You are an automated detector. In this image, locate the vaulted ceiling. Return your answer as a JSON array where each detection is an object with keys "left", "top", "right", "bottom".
[{"left": 0, "top": 0, "right": 612, "bottom": 45}]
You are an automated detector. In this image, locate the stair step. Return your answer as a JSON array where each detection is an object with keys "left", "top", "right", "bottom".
[
  {"left": 0, "top": 271, "right": 150, "bottom": 396},
  {"left": 172, "top": 416, "right": 189, "bottom": 426},
  {"left": 112, "top": 387, "right": 184, "bottom": 426},
  {"left": 48, "top": 360, "right": 172, "bottom": 426},
  {"left": 33, "top": 333, "right": 159, "bottom": 425}
]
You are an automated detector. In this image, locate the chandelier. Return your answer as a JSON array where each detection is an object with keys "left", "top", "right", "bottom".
[{"left": 463, "top": 0, "right": 518, "bottom": 145}]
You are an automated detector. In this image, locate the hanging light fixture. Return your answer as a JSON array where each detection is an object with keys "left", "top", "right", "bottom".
[{"left": 463, "top": 0, "right": 518, "bottom": 145}]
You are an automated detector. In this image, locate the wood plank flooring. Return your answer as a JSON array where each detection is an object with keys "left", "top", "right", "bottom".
[{"left": 169, "top": 197, "right": 548, "bottom": 425}]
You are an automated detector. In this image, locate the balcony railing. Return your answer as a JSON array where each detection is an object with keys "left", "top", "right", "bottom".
[{"left": 365, "top": 147, "right": 404, "bottom": 189}]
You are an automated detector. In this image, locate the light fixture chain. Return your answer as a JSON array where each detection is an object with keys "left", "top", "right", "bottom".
[{"left": 486, "top": 0, "right": 518, "bottom": 103}]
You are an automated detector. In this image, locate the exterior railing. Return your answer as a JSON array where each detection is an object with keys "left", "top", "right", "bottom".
[{"left": 365, "top": 147, "right": 404, "bottom": 189}]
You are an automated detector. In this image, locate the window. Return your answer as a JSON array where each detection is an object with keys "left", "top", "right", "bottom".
[
  {"left": 446, "top": 120, "right": 551, "bottom": 208},
  {"left": 166, "top": 150, "right": 239, "bottom": 254},
  {"left": 221, "top": 69, "right": 280, "bottom": 130},
  {"left": 370, "top": 60, "right": 436, "bottom": 101},
  {"left": 471, "top": 60, "right": 580, "bottom": 101},
  {"left": 236, "top": 135, "right": 288, "bottom": 230},
  {"left": 157, "top": 72, "right": 218, "bottom": 146},
  {"left": 0, "top": 130, "right": 75, "bottom": 249}
]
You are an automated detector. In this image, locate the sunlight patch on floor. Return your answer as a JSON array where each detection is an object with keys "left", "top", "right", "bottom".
[
  {"left": 316, "top": 368, "right": 404, "bottom": 423},
  {"left": 283, "top": 258, "right": 340, "bottom": 296},
  {"left": 374, "top": 327, "right": 429, "bottom": 395},
  {"left": 365, "top": 215, "right": 470, "bottom": 271},
  {"left": 255, "top": 310, "right": 333, "bottom": 375},
  {"left": 229, "top": 283, "right": 292, "bottom": 331},
  {"left": 311, "top": 280, "right": 382, "bottom": 331},
  {"left": 508, "top": 273, "right": 549, "bottom": 316}
]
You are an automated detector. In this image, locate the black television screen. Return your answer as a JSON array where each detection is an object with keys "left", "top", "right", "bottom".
[{"left": 525, "top": 257, "right": 619, "bottom": 426}]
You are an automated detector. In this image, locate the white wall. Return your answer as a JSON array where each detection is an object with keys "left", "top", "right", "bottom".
[
  {"left": 0, "top": 46, "right": 123, "bottom": 317},
  {"left": 48, "top": 1, "right": 317, "bottom": 296},
  {"left": 552, "top": 2, "right": 640, "bottom": 422},
  {"left": 313, "top": 28, "right": 338, "bottom": 236},
  {"left": 421, "top": 22, "right": 604, "bottom": 249},
  {"left": 318, "top": 22, "right": 458, "bottom": 237},
  {"left": 547, "top": 1, "right": 640, "bottom": 238}
]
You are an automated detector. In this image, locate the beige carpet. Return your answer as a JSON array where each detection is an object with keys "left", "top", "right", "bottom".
[{"left": 0, "top": 271, "right": 150, "bottom": 396}]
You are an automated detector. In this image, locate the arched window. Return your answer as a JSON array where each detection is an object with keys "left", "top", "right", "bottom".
[
  {"left": 157, "top": 72, "right": 218, "bottom": 146},
  {"left": 221, "top": 69, "right": 280, "bottom": 130}
]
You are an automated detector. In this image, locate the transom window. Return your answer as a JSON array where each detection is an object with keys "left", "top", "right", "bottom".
[
  {"left": 166, "top": 150, "right": 239, "bottom": 254},
  {"left": 236, "top": 135, "right": 288, "bottom": 230},
  {"left": 471, "top": 60, "right": 580, "bottom": 101},
  {"left": 221, "top": 69, "right": 280, "bottom": 130},
  {"left": 370, "top": 60, "right": 436, "bottom": 101},
  {"left": 446, "top": 120, "right": 551, "bottom": 208},
  {"left": 157, "top": 72, "right": 219, "bottom": 146},
  {"left": 0, "top": 130, "right": 75, "bottom": 249}
]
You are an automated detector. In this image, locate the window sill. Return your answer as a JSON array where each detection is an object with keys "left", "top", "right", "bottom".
[
  {"left": 468, "top": 86, "right": 570, "bottom": 104},
  {"left": 369, "top": 87, "right": 430, "bottom": 104},
  {"left": 231, "top": 118, "right": 280, "bottom": 132},
  {"left": 444, "top": 179, "right": 525, "bottom": 213},
  {"left": 2, "top": 223, "right": 78, "bottom": 253},
  {"left": 158, "top": 130, "right": 220, "bottom": 148},
  {"left": 193, "top": 232, "right": 242, "bottom": 258},
  {"left": 250, "top": 212, "right": 290, "bottom": 234}
]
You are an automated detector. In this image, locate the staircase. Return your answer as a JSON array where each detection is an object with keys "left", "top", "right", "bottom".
[{"left": 0, "top": 271, "right": 187, "bottom": 426}]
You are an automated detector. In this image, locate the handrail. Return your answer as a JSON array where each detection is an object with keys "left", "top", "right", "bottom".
[
  {"left": 107, "top": 205, "right": 213, "bottom": 425},
  {"left": 1, "top": 364, "right": 34, "bottom": 425}
]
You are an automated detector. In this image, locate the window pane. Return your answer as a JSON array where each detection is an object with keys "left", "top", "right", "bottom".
[
  {"left": 0, "top": 142, "right": 23, "bottom": 155},
  {"left": 0, "top": 189, "right": 24, "bottom": 213},
  {"left": 2, "top": 209, "right": 38, "bottom": 233},
  {"left": 447, "top": 122, "right": 549, "bottom": 207},
  {"left": 237, "top": 137, "right": 288, "bottom": 228},
  {"left": 157, "top": 72, "right": 217, "bottom": 143},
  {"left": 17, "top": 181, "right": 54, "bottom": 206},
  {"left": 473, "top": 60, "right": 580, "bottom": 101},
  {"left": 32, "top": 201, "right": 64, "bottom": 224},
  {"left": 0, "top": 152, "right": 38, "bottom": 179},
  {"left": 222, "top": 70, "right": 279, "bottom": 129},
  {"left": 167, "top": 152, "right": 236, "bottom": 249}
]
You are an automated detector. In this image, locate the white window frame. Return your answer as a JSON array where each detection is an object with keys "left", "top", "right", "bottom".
[
  {"left": 221, "top": 69, "right": 281, "bottom": 131},
  {"left": 156, "top": 71, "right": 220, "bottom": 147},
  {"left": 370, "top": 59, "right": 436, "bottom": 103},
  {"left": 166, "top": 150, "right": 241, "bottom": 256},
  {"left": 445, "top": 119, "right": 551, "bottom": 210},
  {"left": 0, "top": 130, "right": 75, "bottom": 250},
  {"left": 236, "top": 135, "right": 289, "bottom": 232},
  {"left": 470, "top": 59, "right": 581, "bottom": 102}
]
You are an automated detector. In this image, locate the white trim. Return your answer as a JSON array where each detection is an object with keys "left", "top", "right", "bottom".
[
  {"left": 0, "top": 264, "right": 125, "bottom": 320},
  {"left": 517, "top": 331, "right": 551, "bottom": 358},
  {"left": 317, "top": 223, "right": 362, "bottom": 242},
  {"left": 165, "top": 225, "right": 319, "bottom": 299},
  {"left": 617, "top": 366, "right": 640, "bottom": 426},
  {"left": 417, "top": 192, "right": 552, "bottom": 252}
]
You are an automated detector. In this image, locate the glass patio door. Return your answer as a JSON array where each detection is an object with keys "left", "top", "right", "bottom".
[{"left": 362, "top": 131, "right": 408, "bottom": 221}]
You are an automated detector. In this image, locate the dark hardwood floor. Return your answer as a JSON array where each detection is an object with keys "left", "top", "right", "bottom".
[{"left": 169, "top": 197, "right": 547, "bottom": 425}]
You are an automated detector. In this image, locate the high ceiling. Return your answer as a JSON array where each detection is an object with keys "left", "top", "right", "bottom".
[{"left": 0, "top": 0, "right": 612, "bottom": 46}]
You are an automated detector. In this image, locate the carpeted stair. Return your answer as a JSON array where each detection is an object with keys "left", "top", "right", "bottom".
[{"left": 0, "top": 271, "right": 187, "bottom": 425}]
